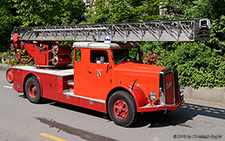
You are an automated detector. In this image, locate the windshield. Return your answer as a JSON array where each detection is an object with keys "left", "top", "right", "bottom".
[{"left": 112, "top": 48, "right": 142, "bottom": 64}]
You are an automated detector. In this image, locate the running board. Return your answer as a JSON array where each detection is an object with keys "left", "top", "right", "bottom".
[{"left": 62, "top": 89, "right": 105, "bottom": 104}]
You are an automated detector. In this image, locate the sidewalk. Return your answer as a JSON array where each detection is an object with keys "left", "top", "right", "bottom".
[
  {"left": 184, "top": 97, "right": 225, "bottom": 109},
  {"left": 183, "top": 86, "right": 225, "bottom": 105}
]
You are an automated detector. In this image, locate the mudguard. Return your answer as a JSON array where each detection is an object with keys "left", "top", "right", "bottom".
[{"left": 107, "top": 84, "right": 148, "bottom": 112}]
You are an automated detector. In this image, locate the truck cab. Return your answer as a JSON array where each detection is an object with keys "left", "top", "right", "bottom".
[{"left": 72, "top": 42, "right": 184, "bottom": 126}]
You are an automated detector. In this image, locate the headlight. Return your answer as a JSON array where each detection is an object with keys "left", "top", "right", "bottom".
[{"left": 150, "top": 91, "right": 157, "bottom": 101}]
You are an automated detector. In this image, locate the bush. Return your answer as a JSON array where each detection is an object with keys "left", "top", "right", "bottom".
[{"left": 141, "top": 42, "right": 225, "bottom": 88}]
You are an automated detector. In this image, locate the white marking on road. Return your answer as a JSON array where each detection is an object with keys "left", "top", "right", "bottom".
[{"left": 3, "top": 85, "right": 13, "bottom": 89}]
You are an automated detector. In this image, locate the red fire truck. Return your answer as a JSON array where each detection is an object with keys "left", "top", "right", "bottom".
[{"left": 6, "top": 19, "right": 210, "bottom": 126}]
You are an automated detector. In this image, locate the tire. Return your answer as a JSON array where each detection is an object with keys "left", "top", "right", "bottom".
[
  {"left": 25, "top": 76, "right": 42, "bottom": 103},
  {"left": 108, "top": 91, "right": 138, "bottom": 127},
  {"left": 6, "top": 69, "right": 14, "bottom": 83}
]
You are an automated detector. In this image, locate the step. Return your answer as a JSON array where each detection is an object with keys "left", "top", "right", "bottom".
[
  {"left": 63, "top": 89, "right": 74, "bottom": 95},
  {"left": 68, "top": 80, "right": 74, "bottom": 87}
]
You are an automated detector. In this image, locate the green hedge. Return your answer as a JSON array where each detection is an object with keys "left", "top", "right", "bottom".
[{"left": 141, "top": 42, "right": 225, "bottom": 88}]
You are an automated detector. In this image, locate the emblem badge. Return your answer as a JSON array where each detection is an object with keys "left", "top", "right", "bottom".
[
  {"left": 166, "top": 82, "right": 172, "bottom": 90},
  {"left": 97, "top": 72, "right": 101, "bottom": 78}
]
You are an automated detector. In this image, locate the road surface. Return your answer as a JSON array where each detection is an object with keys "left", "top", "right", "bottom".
[{"left": 0, "top": 70, "right": 224, "bottom": 141}]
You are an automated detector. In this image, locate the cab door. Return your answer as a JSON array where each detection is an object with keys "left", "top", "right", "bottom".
[
  {"left": 74, "top": 48, "right": 89, "bottom": 96},
  {"left": 88, "top": 50, "right": 111, "bottom": 100}
]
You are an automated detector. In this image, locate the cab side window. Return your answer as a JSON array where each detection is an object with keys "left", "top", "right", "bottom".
[
  {"left": 75, "top": 49, "right": 81, "bottom": 62},
  {"left": 91, "top": 50, "right": 109, "bottom": 64}
]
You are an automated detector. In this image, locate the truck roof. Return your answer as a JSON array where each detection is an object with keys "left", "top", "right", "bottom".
[{"left": 72, "top": 42, "right": 139, "bottom": 49}]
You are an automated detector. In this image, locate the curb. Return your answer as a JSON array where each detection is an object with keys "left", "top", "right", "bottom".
[{"left": 183, "top": 86, "right": 225, "bottom": 105}]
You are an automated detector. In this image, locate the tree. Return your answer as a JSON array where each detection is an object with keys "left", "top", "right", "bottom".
[
  {"left": 0, "top": 0, "right": 16, "bottom": 52},
  {"left": 0, "top": 0, "right": 86, "bottom": 52},
  {"left": 142, "top": 0, "right": 225, "bottom": 88},
  {"left": 86, "top": 0, "right": 160, "bottom": 24},
  {"left": 14, "top": 0, "right": 85, "bottom": 26}
]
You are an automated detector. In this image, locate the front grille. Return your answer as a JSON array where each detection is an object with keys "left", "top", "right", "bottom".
[
  {"left": 160, "top": 68, "right": 180, "bottom": 105},
  {"left": 165, "top": 73, "right": 174, "bottom": 104}
]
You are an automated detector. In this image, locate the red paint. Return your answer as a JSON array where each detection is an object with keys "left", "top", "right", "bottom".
[
  {"left": 108, "top": 84, "right": 148, "bottom": 112},
  {"left": 28, "top": 82, "right": 37, "bottom": 98},
  {"left": 52, "top": 55, "right": 71, "bottom": 66},
  {"left": 9, "top": 42, "right": 184, "bottom": 120},
  {"left": 52, "top": 44, "right": 72, "bottom": 56},
  {"left": 11, "top": 34, "right": 72, "bottom": 67},
  {"left": 139, "top": 100, "right": 184, "bottom": 112},
  {"left": 12, "top": 33, "right": 19, "bottom": 43},
  {"left": 42, "top": 74, "right": 57, "bottom": 100},
  {"left": 165, "top": 73, "right": 174, "bottom": 105},
  {"left": 6, "top": 69, "right": 14, "bottom": 83},
  {"left": 113, "top": 99, "right": 129, "bottom": 120}
]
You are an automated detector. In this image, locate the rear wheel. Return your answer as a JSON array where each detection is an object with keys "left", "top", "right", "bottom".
[
  {"left": 6, "top": 69, "right": 14, "bottom": 83},
  {"left": 108, "top": 91, "right": 138, "bottom": 127},
  {"left": 25, "top": 76, "right": 41, "bottom": 103}
]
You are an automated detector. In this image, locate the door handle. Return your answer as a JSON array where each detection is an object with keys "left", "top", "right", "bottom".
[{"left": 88, "top": 68, "right": 91, "bottom": 73}]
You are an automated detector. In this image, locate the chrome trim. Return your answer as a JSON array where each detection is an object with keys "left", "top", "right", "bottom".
[
  {"left": 63, "top": 90, "right": 105, "bottom": 104},
  {"left": 172, "top": 69, "right": 176, "bottom": 105},
  {"left": 159, "top": 87, "right": 165, "bottom": 105}
]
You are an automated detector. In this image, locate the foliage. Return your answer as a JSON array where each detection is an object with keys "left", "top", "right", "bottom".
[
  {"left": 0, "top": 0, "right": 85, "bottom": 52},
  {"left": 143, "top": 52, "right": 159, "bottom": 65},
  {"left": 1, "top": 52, "right": 9, "bottom": 59},
  {"left": 0, "top": 0, "right": 224, "bottom": 88},
  {"left": 162, "top": 0, "right": 225, "bottom": 20},
  {"left": 208, "top": 15, "right": 225, "bottom": 55},
  {"left": 141, "top": 41, "right": 225, "bottom": 88},
  {"left": 164, "top": 42, "right": 224, "bottom": 88},
  {"left": 14, "top": 0, "right": 85, "bottom": 26},
  {"left": 86, "top": 0, "right": 160, "bottom": 24},
  {"left": 139, "top": 0, "right": 225, "bottom": 88},
  {"left": 0, "top": 0, "right": 16, "bottom": 52}
]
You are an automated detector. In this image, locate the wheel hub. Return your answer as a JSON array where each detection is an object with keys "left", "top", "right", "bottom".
[
  {"left": 113, "top": 99, "right": 129, "bottom": 120},
  {"left": 28, "top": 83, "right": 37, "bottom": 98},
  {"left": 7, "top": 71, "right": 13, "bottom": 82}
]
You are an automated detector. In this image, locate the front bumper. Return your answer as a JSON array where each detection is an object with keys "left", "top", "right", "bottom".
[{"left": 138, "top": 100, "right": 184, "bottom": 113}]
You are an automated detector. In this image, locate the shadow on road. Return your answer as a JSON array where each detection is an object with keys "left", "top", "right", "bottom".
[
  {"left": 50, "top": 101, "right": 107, "bottom": 119},
  {"left": 27, "top": 97, "right": 225, "bottom": 128},
  {"left": 134, "top": 103, "right": 225, "bottom": 128},
  {"left": 36, "top": 117, "right": 116, "bottom": 141}
]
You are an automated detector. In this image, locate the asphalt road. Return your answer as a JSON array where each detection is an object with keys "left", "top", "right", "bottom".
[{"left": 0, "top": 70, "right": 225, "bottom": 141}]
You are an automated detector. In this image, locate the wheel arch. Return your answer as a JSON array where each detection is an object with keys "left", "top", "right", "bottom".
[{"left": 106, "top": 84, "right": 148, "bottom": 113}]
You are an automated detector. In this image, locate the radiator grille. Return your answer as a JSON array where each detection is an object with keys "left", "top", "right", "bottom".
[
  {"left": 165, "top": 73, "right": 174, "bottom": 104},
  {"left": 160, "top": 70, "right": 180, "bottom": 105}
]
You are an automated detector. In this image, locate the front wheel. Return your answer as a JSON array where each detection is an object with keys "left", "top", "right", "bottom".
[
  {"left": 25, "top": 76, "right": 42, "bottom": 103},
  {"left": 108, "top": 91, "right": 138, "bottom": 127}
]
